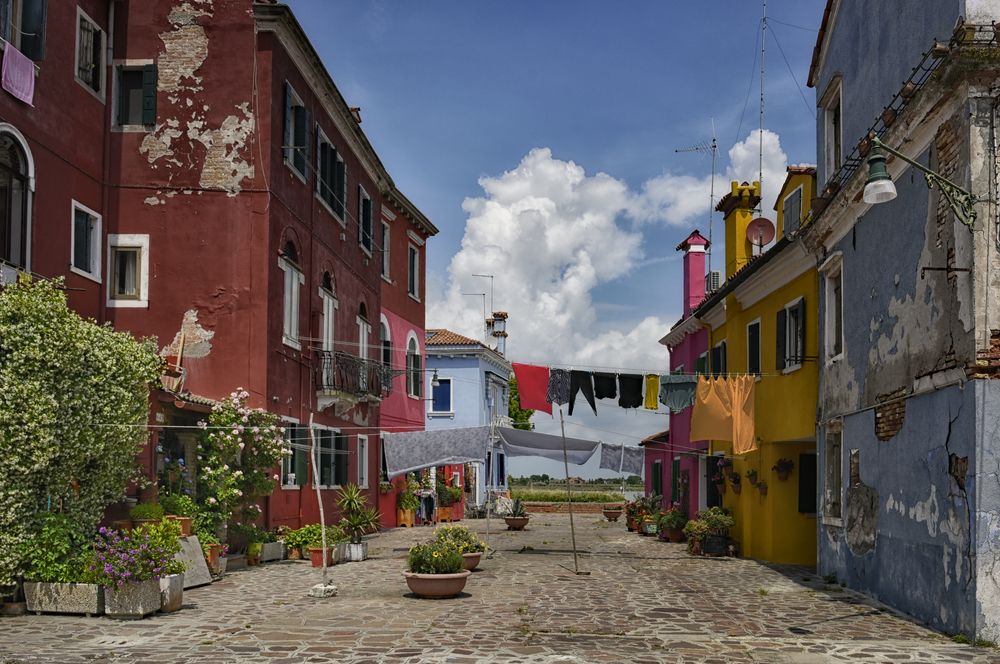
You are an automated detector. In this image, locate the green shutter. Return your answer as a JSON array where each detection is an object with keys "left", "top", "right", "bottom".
[
  {"left": 283, "top": 82, "right": 292, "bottom": 164},
  {"left": 141, "top": 64, "right": 157, "bottom": 126},
  {"left": 651, "top": 461, "right": 662, "bottom": 497},
  {"left": 671, "top": 458, "right": 680, "bottom": 503},
  {"left": 20, "top": 0, "right": 46, "bottom": 61},
  {"left": 294, "top": 428, "right": 308, "bottom": 487},
  {"left": 776, "top": 309, "right": 787, "bottom": 370},
  {"left": 796, "top": 299, "right": 806, "bottom": 364}
]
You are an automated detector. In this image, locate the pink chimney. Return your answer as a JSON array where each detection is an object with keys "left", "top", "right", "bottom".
[{"left": 677, "top": 230, "right": 710, "bottom": 317}]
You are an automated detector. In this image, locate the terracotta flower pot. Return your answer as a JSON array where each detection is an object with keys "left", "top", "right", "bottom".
[
  {"left": 402, "top": 570, "right": 471, "bottom": 598},
  {"left": 287, "top": 546, "right": 302, "bottom": 560},
  {"left": 602, "top": 509, "right": 622, "bottom": 522},
  {"left": 308, "top": 546, "right": 334, "bottom": 568},
  {"left": 776, "top": 470, "right": 791, "bottom": 481},
  {"left": 165, "top": 515, "right": 192, "bottom": 537},
  {"left": 396, "top": 509, "right": 415, "bottom": 528},
  {"left": 436, "top": 506, "right": 452, "bottom": 523},
  {"left": 205, "top": 543, "right": 223, "bottom": 571},
  {"left": 504, "top": 516, "right": 529, "bottom": 531},
  {"left": 625, "top": 516, "right": 637, "bottom": 531},
  {"left": 461, "top": 552, "right": 482, "bottom": 571},
  {"left": 666, "top": 527, "right": 685, "bottom": 543}
]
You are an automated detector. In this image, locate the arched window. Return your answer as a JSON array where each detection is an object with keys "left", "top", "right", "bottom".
[
  {"left": 356, "top": 302, "right": 371, "bottom": 360},
  {"left": 279, "top": 239, "right": 303, "bottom": 349},
  {"left": 0, "top": 131, "right": 30, "bottom": 269},
  {"left": 406, "top": 335, "right": 421, "bottom": 398},
  {"left": 379, "top": 317, "right": 391, "bottom": 367},
  {"left": 318, "top": 271, "right": 336, "bottom": 352}
]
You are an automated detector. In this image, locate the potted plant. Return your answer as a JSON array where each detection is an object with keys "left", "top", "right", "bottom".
[
  {"left": 396, "top": 478, "right": 420, "bottom": 528},
  {"left": 641, "top": 514, "right": 659, "bottom": 536},
  {"left": 504, "top": 498, "right": 530, "bottom": 531},
  {"left": 745, "top": 469, "right": 758, "bottom": 486},
  {"left": 282, "top": 525, "right": 311, "bottom": 561},
  {"left": 139, "top": 519, "right": 186, "bottom": 613},
  {"left": 434, "top": 524, "right": 487, "bottom": 571},
  {"left": 22, "top": 513, "right": 104, "bottom": 616},
  {"left": 338, "top": 484, "right": 381, "bottom": 562},
  {"left": 200, "top": 534, "right": 225, "bottom": 575},
  {"left": 602, "top": 504, "right": 623, "bottom": 522},
  {"left": 260, "top": 528, "right": 285, "bottom": 562},
  {"left": 435, "top": 482, "right": 456, "bottom": 523},
  {"left": 682, "top": 519, "right": 709, "bottom": 555},
  {"left": 129, "top": 502, "right": 164, "bottom": 528},
  {"left": 729, "top": 472, "right": 742, "bottom": 495},
  {"left": 772, "top": 458, "right": 794, "bottom": 481},
  {"left": 93, "top": 526, "right": 178, "bottom": 619},
  {"left": 159, "top": 493, "right": 196, "bottom": 537},
  {"left": 402, "top": 540, "right": 470, "bottom": 598},
  {"left": 698, "top": 507, "right": 735, "bottom": 556},
  {"left": 657, "top": 507, "right": 687, "bottom": 543},
  {"left": 757, "top": 480, "right": 769, "bottom": 497},
  {"left": 712, "top": 472, "right": 726, "bottom": 495},
  {"left": 305, "top": 525, "right": 346, "bottom": 567},
  {"left": 378, "top": 480, "right": 393, "bottom": 495}
]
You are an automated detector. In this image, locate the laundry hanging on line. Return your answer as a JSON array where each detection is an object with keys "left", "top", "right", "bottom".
[
  {"left": 512, "top": 362, "right": 552, "bottom": 415},
  {"left": 689, "top": 376, "right": 757, "bottom": 454},
  {"left": 568, "top": 370, "right": 597, "bottom": 416},
  {"left": 644, "top": 374, "right": 660, "bottom": 410},
  {"left": 546, "top": 368, "right": 571, "bottom": 406},
  {"left": 659, "top": 374, "right": 698, "bottom": 413},
  {"left": 598, "top": 442, "right": 645, "bottom": 477},
  {"left": 593, "top": 372, "right": 617, "bottom": 400}
]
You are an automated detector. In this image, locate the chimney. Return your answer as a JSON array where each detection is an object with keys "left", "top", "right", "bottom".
[
  {"left": 717, "top": 181, "right": 761, "bottom": 279},
  {"left": 490, "top": 311, "right": 508, "bottom": 356},
  {"left": 676, "top": 230, "right": 709, "bottom": 317}
]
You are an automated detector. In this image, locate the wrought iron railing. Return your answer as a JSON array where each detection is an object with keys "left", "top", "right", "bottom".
[{"left": 314, "top": 350, "right": 390, "bottom": 399}]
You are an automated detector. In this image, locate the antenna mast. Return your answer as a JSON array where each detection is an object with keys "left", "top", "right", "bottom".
[
  {"left": 758, "top": 0, "right": 766, "bottom": 214},
  {"left": 674, "top": 120, "right": 719, "bottom": 275}
]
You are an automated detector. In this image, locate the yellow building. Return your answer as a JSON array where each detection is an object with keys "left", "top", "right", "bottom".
[{"left": 693, "top": 169, "right": 818, "bottom": 565}]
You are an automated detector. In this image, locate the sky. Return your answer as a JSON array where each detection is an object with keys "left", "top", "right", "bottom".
[{"left": 288, "top": 0, "right": 827, "bottom": 478}]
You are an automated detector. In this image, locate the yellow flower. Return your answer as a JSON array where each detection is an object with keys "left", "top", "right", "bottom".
[{"left": 433, "top": 551, "right": 440, "bottom": 558}]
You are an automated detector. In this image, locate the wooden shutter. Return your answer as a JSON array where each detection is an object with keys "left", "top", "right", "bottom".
[
  {"left": 20, "top": 0, "right": 47, "bottom": 61},
  {"left": 294, "top": 428, "right": 308, "bottom": 487},
  {"left": 651, "top": 461, "right": 662, "bottom": 497},
  {"left": 141, "top": 64, "right": 157, "bottom": 126},
  {"left": 796, "top": 298, "right": 806, "bottom": 364},
  {"left": 798, "top": 453, "right": 817, "bottom": 513},
  {"left": 283, "top": 82, "right": 293, "bottom": 164},
  {"left": 334, "top": 157, "right": 346, "bottom": 217},
  {"left": 302, "top": 108, "right": 311, "bottom": 178},
  {"left": 90, "top": 26, "right": 102, "bottom": 93},
  {"left": 776, "top": 308, "right": 787, "bottom": 370},
  {"left": 314, "top": 127, "right": 322, "bottom": 195},
  {"left": 77, "top": 17, "right": 92, "bottom": 82},
  {"left": 720, "top": 341, "right": 727, "bottom": 375}
]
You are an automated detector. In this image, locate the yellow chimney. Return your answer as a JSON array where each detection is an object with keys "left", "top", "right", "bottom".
[{"left": 716, "top": 180, "right": 761, "bottom": 279}]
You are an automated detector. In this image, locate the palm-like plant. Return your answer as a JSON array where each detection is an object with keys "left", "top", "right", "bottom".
[{"left": 337, "top": 484, "right": 380, "bottom": 544}]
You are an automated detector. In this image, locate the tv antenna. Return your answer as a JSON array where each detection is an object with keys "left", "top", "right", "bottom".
[{"left": 675, "top": 119, "right": 719, "bottom": 274}]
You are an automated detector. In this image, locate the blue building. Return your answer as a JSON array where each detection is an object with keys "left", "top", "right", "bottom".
[
  {"left": 805, "top": 0, "right": 1000, "bottom": 639},
  {"left": 425, "top": 321, "right": 512, "bottom": 507}
]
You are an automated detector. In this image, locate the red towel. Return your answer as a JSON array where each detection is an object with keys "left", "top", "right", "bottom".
[{"left": 512, "top": 362, "right": 552, "bottom": 415}]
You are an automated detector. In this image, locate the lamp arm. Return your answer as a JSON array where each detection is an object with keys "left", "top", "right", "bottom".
[{"left": 870, "top": 137, "right": 979, "bottom": 231}]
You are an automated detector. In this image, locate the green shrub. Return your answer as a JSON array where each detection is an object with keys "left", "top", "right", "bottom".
[
  {"left": 285, "top": 523, "right": 347, "bottom": 549},
  {"left": 407, "top": 541, "right": 463, "bottom": 574},
  {"left": 698, "top": 506, "right": 735, "bottom": 532},
  {"left": 509, "top": 498, "right": 528, "bottom": 518},
  {"left": 22, "top": 513, "right": 96, "bottom": 584},
  {"left": 134, "top": 518, "right": 185, "bottom": 575},
  {"left": 159, "top": 493, "right": 197, "bottom": 517},
  {"left": 129, "top": 503, "right": 164, "bottom": 521},
  {"left": 682, "top": 519, "right": 709, "bottom": 545},
  {"left": 434, "top": 524, "right": 486, "bottom": 554},
  {"left": 658, "top": 508, "right": 687, "bottom": 531}
]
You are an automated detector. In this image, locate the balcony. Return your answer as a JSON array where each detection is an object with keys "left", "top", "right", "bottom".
[{"left": 314, "top": 350, "right": 390, "bottom": 413}]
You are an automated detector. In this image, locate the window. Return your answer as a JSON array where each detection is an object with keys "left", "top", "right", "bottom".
[
  {"left": 671, "top": 458, "right": 681, "bottom": 503},
  {"left": 279, "top": 242, "right": 303, "bottom": 349},
  {"left": 822, "top": 79, "right": 843, "bottom": 180},
  {"left": 357, "top": 434, "right": 368, "bottom": 488},
  {"left": 430, "top": 378, "right": 452, "bottom": 414},
  {"left": 0, "top": 0, "right": 47, "bottom": 61},
  {"left": 356, "top": 304, "right": 371, "bottom": 360},
  {"left": 695, "top": 352, "right": 708, "bottom": 375},
  {"left": 107, "top": 234, "right": 149, "bottom": 307},
  {"left": 334, "top": 432, "right": 348, "bottom": 486},
  {"left": 282, "top": 83, "right": 309, "bottom": 179},
  {"left": 825, "top": 266, "right": 844, "bottom": 361},
  {"left": 381, "top": 221, "right": 390, "bottom": 279},
  {"left": 651, "top": 460, "right": 662, "bottom": 497},
  {"left": 75, "top": 8, "right": 104, "bottom": 96},
  {"left": 746, "top": 320, "right": 761, "bottom": 376},
  {"left": 379, "top": 435, "right": 389, "bottom": 482},
  {"left": 379, "top": 319, "right": 391, "bottom": 367},
  {"left": 406, "top": 336, "right": 421, "bottom": 398},
  {"left": 312, "top": 428, "right": 334, "bottom": 487},
  {"left": 0, "top": 131, "right": 30, "bottom": 270},
  {"left": 495, "top": 452, "right": 506, "bottom": 487},
  {"left": 777, "top": 299, "right": 806, "bottom": 371},
  {"left": 71, "top": 202, "right": 100, "bottom": 280},
  {"left": 799, "top": 453, "right": 817, "bottom": 514},
  {"left": 316, "top": 129, "right": 345, "bottom": 220},
  {"left": 319, "top": 272, "right": 336, "bottom": 353},
  {"left": 358, "top": 187, "right": 372, "bottom": 254},
  {"left": 115, "top": 65, "right": 157, "bottom": 128},
  {"left": 710, "top": 340, "right": 727, "bottom": 376},
  {"left": 282, "top": 424, "right": 308, "bottom": 487},
  {"left": 783, "top": 186, "right": 803, "bottom": 236},
  {"left": 407, "top": 244, "right": 419, "bottom": 299},
  {"left": 824, "top": 427, "right": 842, "bottom": 520}
]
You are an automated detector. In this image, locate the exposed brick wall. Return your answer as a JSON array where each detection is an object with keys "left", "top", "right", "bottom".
[
  {"left": 874, "top": 388, "right": 907, "bottom": 441},
  {"left": 971, "top": 329, "right": 1000, "bottom": 377},
  {"left": 523, "top": 502, "right": 609, "bottom": 514}
]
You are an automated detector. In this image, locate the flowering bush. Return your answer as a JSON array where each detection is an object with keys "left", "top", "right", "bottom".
[
  {"left": 433, "top": 524, "right": 486, "bottom": 554},
  {"left": 91, "top": 524, "right": 182, "bottom": 588},
  {"left": 196, "top": 390, "right": 285, "bottom": 529},
  {"left": 657, "top": 506, "right": 688, "bottom": 531},
  {"left": 407, "top": 541, "right": 463, "bottom": 574},
  {"left": 0, "top": 278, "right": 162, "bottom": 585}
]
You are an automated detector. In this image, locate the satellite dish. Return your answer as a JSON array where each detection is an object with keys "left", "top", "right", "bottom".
[{"left": 747, "top": 217, "right": 775, "bottom": 252}]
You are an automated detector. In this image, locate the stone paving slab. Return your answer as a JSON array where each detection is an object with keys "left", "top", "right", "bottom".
[{"left": 1, "top": 514, "right": 999, "bottom": 663}]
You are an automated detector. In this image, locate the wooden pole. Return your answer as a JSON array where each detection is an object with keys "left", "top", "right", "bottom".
[
  {"left": 307, "top": 413, "right": 329, "bottom": 586},
  {"left": 559, "top": 407, "right": 582, "bottom": 574}
]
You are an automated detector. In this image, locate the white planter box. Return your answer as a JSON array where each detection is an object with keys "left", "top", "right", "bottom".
[
  {"left": 104, "top": 579, "right": 160, "bottom": 619},
  {"left": 260, "top": 542, "right": 285, "bottom": 562},
  {"left": 159, "top": 574, "right": 184, "bottom": 613},
  {"left": 23, "top": 582, "right": 103, "bottom": 616},
  {"left": 346, "top": 542, "right": 368, "bottom": 562}
]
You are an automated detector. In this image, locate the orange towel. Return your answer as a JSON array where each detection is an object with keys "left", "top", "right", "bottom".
[
  {"left": 730, "top": 376, "right": 757, "bottom": 455},
  {"left": 689, "top": 376, "right": 757, "bottom": 454}
]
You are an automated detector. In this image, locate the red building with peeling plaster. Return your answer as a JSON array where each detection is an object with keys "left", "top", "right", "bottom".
[{"left": 0, "top": 0, "right": 435, "bottom": 529}]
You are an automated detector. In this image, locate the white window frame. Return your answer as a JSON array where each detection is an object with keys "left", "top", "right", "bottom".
[
  {"left": 70, "top": 200, "right": 101, "bottom": 283},
  {"left": 782, "top": 296, "right": 804, "bottom": 373},
  {"left": 358, "top": 186, "right": 373, "bottom": 256},
  {"left": 381, "top": 221, "right": 391, "bottom": 281},
  {"left": 820, "top": 253, "right": 845, "bottom": 364},
  {"left": 822, "top": 421, "right": 844, "bottom": 526},
  {"left": 746, "top": 318, "right": 761, "bottom": 379},
  {"left": 379, "top": 314, "right": 392, "bottom": 367},
  {"left": 281, "top": 416, "right": 302, "bottom": 489},
  {"left": 357, "top": 434, "right": 369, "bottom": 489},
  {"left": 318, "top": 284, "right": 337, "bottom": 353},
  {"left": 821, "top": 78, "right": 843, "bottom": 182},
  {"left": 74, "top": 6, "right": 106, "bottom": 102},
  {"left": 428, "top": 376, "right": 453, "bottom": 416},
  {"left": 406, "top": 332, "right": 421, "bottom": 399},
  {"left": 279, "top": 256, "right": 303, "bottom": 350},
  {"left": 284, "top": 83, "right": 307, "bottom": 183},
  {"left": 310, "top": 424, "right": 338, "bottom": 489},
  {"left": 105, "top": 234, "right": 149, "bottom": 308},
  {"left": 407, "top": 244, "right": 420, "bottom": 301},
  {"left": 357, "top": 312, "right": 371, "bottom": 360},
  {"left": 111, "top": 59, "right": 155, "bottom": 132}
]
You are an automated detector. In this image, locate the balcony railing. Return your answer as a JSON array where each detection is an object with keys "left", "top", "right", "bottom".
[{"left": 314, "top": 350, "right": 390, "bottom": 400}]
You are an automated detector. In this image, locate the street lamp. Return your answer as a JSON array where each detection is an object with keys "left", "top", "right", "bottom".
[
  {"left": 863, "top": 136, "right": 980, "bottom": 231},
  {"left": 431, "top": 369, "right": 440, "bottom": 388}
]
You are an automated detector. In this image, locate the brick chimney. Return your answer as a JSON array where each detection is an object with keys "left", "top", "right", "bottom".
[
  {"left": 717, "top": 181, "right": 761, "bottom": 279},
  {"left": 676, "top": 230, "right": 710, "bottom": 317}
]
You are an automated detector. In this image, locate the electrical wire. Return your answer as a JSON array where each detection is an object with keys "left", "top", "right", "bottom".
[
  {"left": 768, "top": 26, "right": 816, "bottom": 118},
  {"left": 734, "top": 18, "right": 763, "bottom": 146}
]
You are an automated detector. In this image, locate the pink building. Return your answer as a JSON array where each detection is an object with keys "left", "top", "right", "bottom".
[{"left": 653, "top": 230, "right": 720, "bottom": 517}]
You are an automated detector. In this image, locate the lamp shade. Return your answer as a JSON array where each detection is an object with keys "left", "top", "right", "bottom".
[{"left": 863, "top": 146, "right": 897, "bottom": 204}]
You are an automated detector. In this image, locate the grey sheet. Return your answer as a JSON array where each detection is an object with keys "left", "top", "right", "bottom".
[
  {"left": 496, "top": 426, "right": 600, "bottom": 465},
  {"left": 599, "top": 442, "right": 645, "bottom": 477},
  {"left": 382, "top": 426, "right": 491, "bottom": 478}
]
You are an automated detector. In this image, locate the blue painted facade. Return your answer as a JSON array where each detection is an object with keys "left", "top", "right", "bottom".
[
  {"left": 807, "top": 0, "right": 1000, "bottom": 638},
  {"left": 425, "top": 332, "right": 511, "bottom": 506}
]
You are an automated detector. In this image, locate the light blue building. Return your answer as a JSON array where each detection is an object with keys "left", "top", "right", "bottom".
[
  {"left": 425, "top": 322, "right": 511, "bottom": 507},
  {"left": 805, "top": 0, "right": 1000, "bottom": 638}
]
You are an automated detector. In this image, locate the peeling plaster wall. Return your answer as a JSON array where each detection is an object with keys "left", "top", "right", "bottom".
[{"left": 975, "top": 381, "right": 1000, "bottom": 640}]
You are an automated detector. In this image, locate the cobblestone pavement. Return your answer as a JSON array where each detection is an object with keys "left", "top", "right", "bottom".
[{"left": 2, "top": 514, "right": 999, "bottom": 663}]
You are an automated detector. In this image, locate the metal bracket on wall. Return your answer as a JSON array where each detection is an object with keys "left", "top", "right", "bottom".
[{"left": 920, "top": 266, "right": 972, "bottom": 279}]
